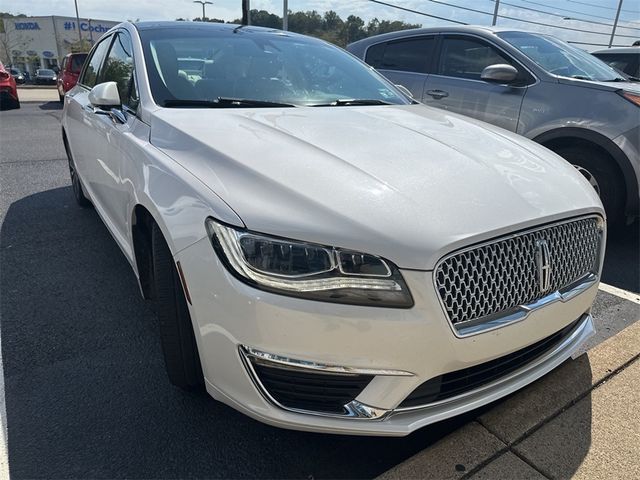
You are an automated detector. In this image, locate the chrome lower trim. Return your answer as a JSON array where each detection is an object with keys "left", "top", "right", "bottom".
[
  {"left": 240, "top": 314, "right": 592, "bottom": 421},
  {"left": 393, "top": 313, "right": 593, "bottom": 413},
  {"left": 453, "top": 273, "right": 598, "bottom": 337},
  {"left": 241, "top": 346, "right": 414, "bottom": 376},
  {"left": 239, "top": 346, "right": 395, "bottom": 420}
]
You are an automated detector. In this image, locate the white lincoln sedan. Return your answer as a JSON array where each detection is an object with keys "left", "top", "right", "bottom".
[{"left": 61, "top": 21, "right": 605, "bottom": 436}]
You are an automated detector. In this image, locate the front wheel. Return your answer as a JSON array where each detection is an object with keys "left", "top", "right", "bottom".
[
  {"left": 554, "top": 145, "right": 625, "bottom": 227},
  {"left": 152, "top": 223, "right": 204, "bottom": 389}
]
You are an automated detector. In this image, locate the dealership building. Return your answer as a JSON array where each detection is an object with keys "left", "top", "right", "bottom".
[{"left": 0, "top": 16, "right": 120, "bottom": 74}]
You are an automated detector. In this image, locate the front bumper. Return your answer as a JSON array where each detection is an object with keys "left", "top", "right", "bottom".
[{"left": 177, "top": 236, "right": 598, "bottom": 436}]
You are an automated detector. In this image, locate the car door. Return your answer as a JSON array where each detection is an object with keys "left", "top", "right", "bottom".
[
  {"left": 65, "top": 34, "right": 112, "bottom": 204},
  {"left": 423, "top": 35, "right": 532, "bottom": 132},
  {"left": 364, "top": 35, "right": 437, "bottom": 99},
  {"left": 65, "top": 31, "right": 138, "bottom": 252},
  {"left": 95, "top": 31, "right": 142, "bottom": 252}
]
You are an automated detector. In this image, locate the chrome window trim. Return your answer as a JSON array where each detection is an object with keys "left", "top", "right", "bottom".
[{"left": 433, "top": 214, "right": 605, "bottom": 338}]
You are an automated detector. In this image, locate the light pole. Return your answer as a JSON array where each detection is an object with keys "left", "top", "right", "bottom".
[
  {"left": 193, "top": 1, "right": 213, "bottom": 21},
  {"left": 283, "top": 0, "right": 288, "bottom": 30},
  {"left": 492, "top": 0, "right": 500, "bottom": 26},
  {"left": 74, "top": 0, "right": 82, "bottom": 42},
  {"left": 609, "top": 0, "right": 624, "bottom": 48}
]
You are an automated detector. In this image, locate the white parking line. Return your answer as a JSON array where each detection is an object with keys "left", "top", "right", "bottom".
[
  {"left": 0, "top": 329, "right": 8, "bottom": 480},
  {"left": 599, "top": 283, "right": 640, "bottom": 305}
]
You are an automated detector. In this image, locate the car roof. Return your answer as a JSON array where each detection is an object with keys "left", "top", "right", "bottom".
[
  {"left": 135, "top": 21, "right": 287, "bottom": 35},
  {"left": 133, "top": 21, "right": 319, "bottom": 43},
  {"left": 592, "top": 47, "right": 640, "bottom": 55}
]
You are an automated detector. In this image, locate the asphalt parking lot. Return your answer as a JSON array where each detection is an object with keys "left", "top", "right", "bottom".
[{"left": 0, "top": 101, "right": 638, "bottom": 479}]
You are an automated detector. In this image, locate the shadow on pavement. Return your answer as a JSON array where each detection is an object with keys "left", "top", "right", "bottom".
[
  {"left": 38, "top": 101, "right": 63, "bottom": 111},
  {"left": 601, "top": 222, "right": 639, "bottom": 294},
  {"left": 1, "top": 186, "right": 474, "bottom": 479}
]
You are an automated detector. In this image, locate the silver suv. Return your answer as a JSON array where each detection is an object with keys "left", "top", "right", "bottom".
[{"left": 348, "top": 27, "right": 639, "bottom": 226}]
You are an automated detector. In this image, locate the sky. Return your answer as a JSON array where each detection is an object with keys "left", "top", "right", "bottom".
[{"left": 6, "top": 0, "right": 640, "bottom": 50}]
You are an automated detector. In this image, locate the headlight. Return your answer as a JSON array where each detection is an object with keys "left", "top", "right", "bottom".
[
  {"left": 206, "top": 218, "right": 413, "bottom": 308},
  {"left": 620, "top": 90, "right": 640, "bottom": 107}
]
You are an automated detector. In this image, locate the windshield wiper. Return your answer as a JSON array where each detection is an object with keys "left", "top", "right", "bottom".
[
  {"left": 571, "top": 75, "right": 592, "bottom": 81},
  {"left": 604, "top": 77, "right": 629, "bottom": 82},
  {"left": 308, "top": 99, "right": 393, "bottom": 107},
  {"left": 163, "top": 97, "right": 296, "bottom": 108}
]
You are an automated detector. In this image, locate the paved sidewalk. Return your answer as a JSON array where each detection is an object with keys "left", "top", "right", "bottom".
[
  {"left": 16, "top": 87, "right": 59, "bottom": 103},
  {"left": 379, "top": 319, "right": 640, "bottom": 480}
]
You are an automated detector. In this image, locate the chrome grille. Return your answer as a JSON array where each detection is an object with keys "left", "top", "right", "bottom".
[{"left": 435, "top": 217, "right": 602, "bottom": 326}]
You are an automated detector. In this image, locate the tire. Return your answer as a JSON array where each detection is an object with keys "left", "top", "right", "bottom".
[
  {"left": 63, "top": 136, "right": 92, "bottom": 208},
  {"left": 554, "top": 145, "right": 625, "bottom": 227},
  {"left": 152, "top": 222, "right": 204, "bottom": 389}
]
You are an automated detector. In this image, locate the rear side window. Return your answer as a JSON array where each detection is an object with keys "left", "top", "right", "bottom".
[
  {"left": 365, "top": 37, "right": 435, "bottom": 74},
  {"left": 80, "top": 37, "right": 112, "bottom": 88},
  {"left": 438, "top": 37, "right": 512, "bottom": 80},
  {"left": 593, "top": 53, "right": 639, "bottom": 77}
]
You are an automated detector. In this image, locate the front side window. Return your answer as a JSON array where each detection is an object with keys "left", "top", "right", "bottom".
[
  {"left": 365, "top": 37, "right": 435, "bottom": 73},
  {"left": 138, "top": 26, "right": 410, "bottom": 107},
  {"left": 438, "top": 37, "right": 512, "bottom": 80},
  {"left": 100, "top": 33, "right": 137, "bottom": 110},
  {"left": 80, "top": 37, "right": 112, "bottom": 88},
  {"left": 498, "top": 31, "right": 624, "bottom": 81}
]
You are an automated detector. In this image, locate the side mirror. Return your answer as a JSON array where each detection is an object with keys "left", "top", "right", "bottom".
[
  {"left": 395, "top": 84, "right": 414, "bottom": 98},
  {"left": 88, "top": 81, "right": 126, "bottom": 124},
  {"left": 88, "top": 81, "right": 121, "bottom": 108},
  {"left": 480, "top": 64, "right": 518, "bottom": 83}
]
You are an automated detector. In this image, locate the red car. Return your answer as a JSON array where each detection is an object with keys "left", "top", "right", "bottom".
[
  {"left": 57, "top": 52, "right": 88, "bottom": 102},
  {"left": 0, "top": 62, "right": 20, "bottom": 110}
]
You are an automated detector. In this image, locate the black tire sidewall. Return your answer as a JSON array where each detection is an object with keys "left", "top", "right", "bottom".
[
  {"left": 555, "top": 146, "right": 625, "bottom": 226},
  {"left": 151, "top": 223, "right": 204, "bottom": 389}
]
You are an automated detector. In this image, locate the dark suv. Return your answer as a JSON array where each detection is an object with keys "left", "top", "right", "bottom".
[{"left": 592, "top": 47, "right": 640, "bottom": 78}]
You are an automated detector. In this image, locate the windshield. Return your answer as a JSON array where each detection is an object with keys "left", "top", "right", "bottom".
[
  {"left": 139, "top": 25, "right": 410, "bottom": 107},
  {"left": 498, "top": 31, "right": 624, "bottom": 81},
  {"left": 38, "top": 69, "right": 55, "bottom": 75}
]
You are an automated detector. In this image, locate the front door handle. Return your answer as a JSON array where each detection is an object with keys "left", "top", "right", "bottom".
[{"left": 426, "top": 89, "right": 449, "bottom": 99}]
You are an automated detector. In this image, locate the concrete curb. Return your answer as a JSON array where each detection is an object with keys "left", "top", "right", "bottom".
[{"left": 378, "top": 319, "right": 640, "bottom": 480}]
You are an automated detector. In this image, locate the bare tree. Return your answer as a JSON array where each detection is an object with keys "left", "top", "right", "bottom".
[{"left": 0, "top": 18, "right": 32, "bottom": 66}]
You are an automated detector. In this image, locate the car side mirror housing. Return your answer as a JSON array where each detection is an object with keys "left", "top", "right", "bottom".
[
  {"left": 395, "top": 84, "right": 414, "bottom": 98},
  {"left": 481, "top": 64, "right": 519, "bottom": 83},
  {"left": 88, "top": 81, "right": 121, "bottom": 108}
]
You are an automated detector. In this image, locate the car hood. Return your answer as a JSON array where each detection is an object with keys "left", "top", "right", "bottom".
[
  {"left": 557, "top": 76, "right": 640, "bottom": 94},
  {"left": 150, "top": 104, "right": 602, "bottom": 269}
]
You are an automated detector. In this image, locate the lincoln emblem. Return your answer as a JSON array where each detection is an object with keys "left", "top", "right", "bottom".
[{"left": 535, "top": 239, "right": 552, "bottom": 292}]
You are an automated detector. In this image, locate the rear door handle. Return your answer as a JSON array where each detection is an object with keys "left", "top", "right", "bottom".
[{"left": 426, "top": 89, "right": 449, "bottom": 99}]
